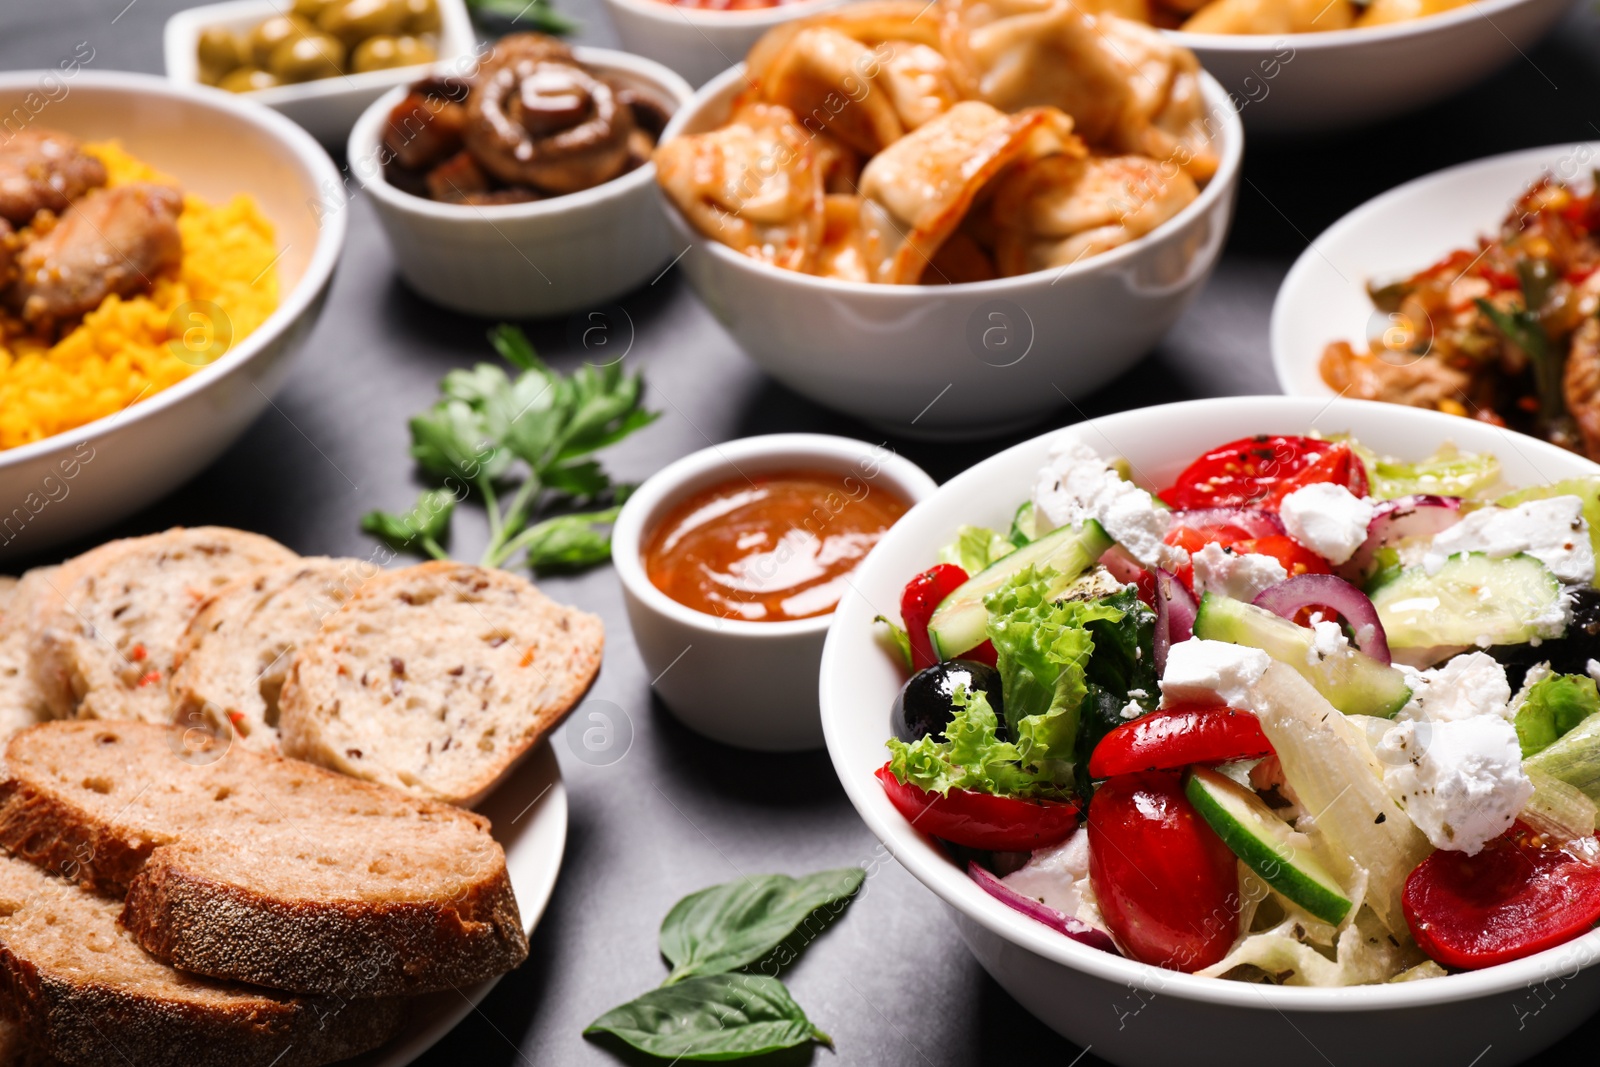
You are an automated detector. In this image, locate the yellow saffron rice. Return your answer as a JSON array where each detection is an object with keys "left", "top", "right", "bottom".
[{"left": 0, "top": 141, "right": 280, "bottom": 450}]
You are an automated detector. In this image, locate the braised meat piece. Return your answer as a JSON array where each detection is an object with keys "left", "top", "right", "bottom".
[
  {"left": 10, "top": 183, "right": 183, "bottom": 332},
  {"left": 0, "top": 129, "right": 108, "bottom": 225}
]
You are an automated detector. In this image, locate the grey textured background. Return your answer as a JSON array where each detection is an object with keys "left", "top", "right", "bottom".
[{"left": 5, "top": 0, "right": 1600, "bottom": 1062}]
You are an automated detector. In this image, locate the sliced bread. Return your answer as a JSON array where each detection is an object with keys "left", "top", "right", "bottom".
[
  {"left": 279, "top": 561, "right": 603, "bottom": 806},
  {"left": 0, "top": 721, "right": 528, "bottom": 998},
  {"left": 30, "top": 528, "right": 299, "bottom": 724},
  {"left": 0, "top": 850, "right": 403, "bottom": 1067},
  {"left": 0, "top": 1015, "right": 63, "bottom": 1067},
  {"left": 0, "top": 569, "right": 57, "bottom": 742},
  {"left": 169, "top": 557, "right": 379, "bottom": 753}
]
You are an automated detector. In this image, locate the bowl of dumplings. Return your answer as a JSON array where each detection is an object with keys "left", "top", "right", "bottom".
[
  {"left": 1155, "top": 0, "right": 1569, "bottom": 133},
  {"left": 654, "top": 0, "right": 1241, "bottom": 438}
]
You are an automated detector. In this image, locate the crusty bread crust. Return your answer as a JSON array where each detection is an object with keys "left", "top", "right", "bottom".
[
  {"left": 0, "top": 853, "right": 403, "bottom": 1067},
  {"left": 0, "top": 722, "right": 528, "bottom": 998},
  {"left": 280, "top": 561, "right": 602, "bottom": 806},
  {"left": 169, "top": 557, "right": 379, "bottom": 753},
  {"left": 29, "top": 528, "right": 299, "bottom": 724}
]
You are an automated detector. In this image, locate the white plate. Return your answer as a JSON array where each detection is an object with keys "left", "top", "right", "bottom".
[
  {"left": 1272, "top": 141, "right": 1600, "bottom": 399},
  {"left": 348, "top": 740, "right": 567, "bottom": 1067},
  {"left": 820, "top": 396, "right": 1600, "bottom": 1067}
]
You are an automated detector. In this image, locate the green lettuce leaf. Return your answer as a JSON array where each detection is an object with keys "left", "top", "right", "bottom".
[
  {"left": 1516, "top": 672, "right": 1600, "bottom": 758},
  {"left": 886, "top": 688, "right": 1054, "bottom": 797},
  {"left": 938, "top": 525, "right": 1014, "bottom": 575}
]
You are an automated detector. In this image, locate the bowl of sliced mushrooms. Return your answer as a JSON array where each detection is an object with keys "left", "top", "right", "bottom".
[
  {"left": 653, "top": 0, "right": 1242, "bottom": 438},
  {"left": 349, "top": 32, "right": 694, "bottom": 318}
]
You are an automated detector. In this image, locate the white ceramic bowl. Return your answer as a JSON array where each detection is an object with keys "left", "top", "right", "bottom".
[
  {"left": 164, "top": 0, "right": 478, "bottom": 147},
  {"left": 1165, "top": 0, "right": 1570, "bottom": 134},
  {"left": 613, "top": 434, "right": 936, "bottom": 751},
  {"left": 599, "top": 0, "right": 848, "bottom": 87},
  {"left": 348, "top": 49, "right": 693, "bottom": 319},
  {"left": 1272, "top": 141, "right": 1595, "bottom": 400},
  {"left": 657, "top": 64, "right": 1243, "bottom": 439},
  {"left": 0, "top": 71, "right": 345, "bottom": 557},
  {"left": 820, "top": 396, "right": 1600, "bottom": 1067}
]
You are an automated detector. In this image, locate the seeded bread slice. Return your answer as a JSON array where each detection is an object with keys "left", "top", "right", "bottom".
[
  {"left": 279, "top": 561, "right": 602, "bottom": 806},
  {"left": 0, "top": 569, "right": 57, "bottom": 742},
  {"left": 0, "top": 849, "right": 404, "bottom": 1067},
  {"left": 0, "top": 721, "right": 528, "bottom": 998},
  {"left": 30, "top": 528, "right": 299, "bottom": 724},
  {"left": 170, "top": 558, "right": 378, "bottom": 753}
]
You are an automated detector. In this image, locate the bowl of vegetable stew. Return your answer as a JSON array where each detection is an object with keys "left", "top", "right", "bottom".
[{"left": 821, "top": 395, "right": 1600, "bottom": 1067}]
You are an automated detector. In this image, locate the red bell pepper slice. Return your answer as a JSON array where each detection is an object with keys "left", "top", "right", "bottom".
[
  {"left": 875, "top": 764, "right": 1079, "bottom": 852},
  {"left": 899, "top": 563, "right": 995, "bottom": 670},
  {"left": 1088, "top": 704, "right": 1273, "bottom": 779}
]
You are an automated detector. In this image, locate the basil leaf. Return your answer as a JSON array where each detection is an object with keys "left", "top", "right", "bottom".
[
  {"left": 585, "top": 974, "right": 828, "bottom": 1061},
  {"left": 660, "top": 869, "right": 865, "bottom": 984}
]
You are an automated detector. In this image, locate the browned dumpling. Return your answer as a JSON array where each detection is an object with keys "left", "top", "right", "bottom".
[
  {"left": 654, "top": 103, "right": 825, "bottom": 272},
  {"left": 989, "top": 154, "right": 1198, "bottom": 275}
]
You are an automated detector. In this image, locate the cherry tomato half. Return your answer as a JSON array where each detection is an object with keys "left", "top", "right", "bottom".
[
  {"left": 875, "top": 764, "right": 1080, "bottom": 852},
  {"left": 1259, "top": 443, "right": 1369, "bottom": 507},
  {"left": 1403, "top": 824, "right": 1600, "bottom": 970},
  {"left": 1088, "top": 772, "right": 1240, "bottom": 971},
  {"left": 1159, "top": 436, "right": 1371, "bottom": 511},
  {"left": 1231, "top": 535, "right": 1332, "bottom": 579},
  {"left": 1088, "top": 705, "right": 1274, "bottom": 778}
]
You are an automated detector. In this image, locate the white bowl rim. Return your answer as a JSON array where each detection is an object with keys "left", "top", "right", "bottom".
[
  {"left": 1161, "top": 0, "right": 1550, "bottom": 52},
  {"left": 1269, "top": 139, "right": 1597, "bottom": 400},
  {"left": 820, "top": 394, "right": 1600, "bottom": 1012},
  {"left": 0, "top": 69, "right": 346, "bottom": 474},
  {"left": 600, "top": 0, "right": 851, "bottom": 29},
  {"left": 162, "top": 0, "right": 477, "bottom": 106},
  {"left": 347, "top": 46, "right": 695, "bottom": 221},
  {"left": 612, "top": 432, "right": 939, "bottom": 638},
  {"left": 658, "top": 63, "right": 1244, "bottom": 296}
]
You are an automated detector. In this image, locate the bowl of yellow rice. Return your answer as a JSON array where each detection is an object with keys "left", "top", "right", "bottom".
[{"left": 0, "top": 70, "right": 344, "bottom": 553}]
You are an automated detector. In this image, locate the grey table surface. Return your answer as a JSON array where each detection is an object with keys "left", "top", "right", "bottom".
[{"left": 7, "top": 0, "right": 1600, "bottom": 1063}]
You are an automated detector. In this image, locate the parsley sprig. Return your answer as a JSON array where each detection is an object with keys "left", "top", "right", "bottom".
[{"left": 362, "top": 325, "right": 658, "bottom": 572}]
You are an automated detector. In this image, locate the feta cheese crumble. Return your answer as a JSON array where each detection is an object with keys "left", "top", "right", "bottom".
[
  {"left": 1278, "top": 483, "right": 1375, "bottom": 566},
  {"left": 1306, "top": 619, "right": 1349, "bottom": 668},
  {"left": 1032, "top": 440, "right": 1184, "bottom": 572},
  {"left": 1394, "top": 651, "right": 1513, "bottom": 723},
  {"left": 1424, "top": 496, "right": 1595, "bottom": 586},
  {"left": 1160, "top": 639, "right": 1272, "bottom": 707},
  {"left": 1192, "top": 543, "right": 1288, "bottom": 604},
  {"left": 1374, "top": 715, "right": 1532, "bottom": 855}
]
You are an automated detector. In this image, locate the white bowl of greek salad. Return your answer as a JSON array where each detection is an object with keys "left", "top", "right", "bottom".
[{"left": 820, "top": 396, "right": 1600, "bottom": 1066}]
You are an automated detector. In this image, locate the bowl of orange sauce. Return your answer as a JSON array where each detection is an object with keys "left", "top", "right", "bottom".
[{"left": 612, "top": 434, "right": 937, "bottom": 750}]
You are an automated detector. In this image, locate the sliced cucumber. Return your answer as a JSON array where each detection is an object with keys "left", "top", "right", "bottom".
[
  {"left": 928, "top": 520, "right": 1113, "bottom": 658},
  {"left": 1186, "top": 767, "right": 1354, "bottom": 926},
  {"left": 1498, "top": 477, "right": 1600, "bottom": 590},
  {"left": 1008, "top": 501, "right": 1040, "bottom": 547},
  {"left": 1192, "top": 594, "right": 1412, "bottom": 717},
  {"left": 1368, "top": 552, "right": 1564, "bottom": 648}
]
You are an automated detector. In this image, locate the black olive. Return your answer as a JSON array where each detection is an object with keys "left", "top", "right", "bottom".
[
  {"left": 1490, "top": 586, "right": 1600, "bottom": 690},
  {"left": 891, "top": 660, "right": 1005, "bottom": 743}
]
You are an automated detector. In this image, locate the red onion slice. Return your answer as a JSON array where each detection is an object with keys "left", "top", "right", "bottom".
[
  {"left": 1341, "top": 495, "right": 1463, "bottom": 581},
  {"left": 1251, "top": 573, "right": 1392, "bottom": 666},
  {"left": 1171, "top": 508, "right": 1284, "bottom": 538},
  {"left": 1158, "top": 568, "right": 1197, "bottom": 644},
  {"left": 1098, "top": 545, "right": 1146, "bottom": 587},
  {"left": 968, "top": 860, "right": 1120, "bottom": 955},
  {"left": 1152, "top": 571, "right": 1171, "bottom": 675}
]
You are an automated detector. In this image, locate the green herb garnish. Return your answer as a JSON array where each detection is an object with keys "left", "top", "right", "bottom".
[
  {"left": 585, "top": 869, "right": 863, "bottom": 1061},
  {"left": 465, "top": 0, "right": 578, "bottom": 33},
  {"left": 362, "top": 324, "right": 658, "bottom": 572}
]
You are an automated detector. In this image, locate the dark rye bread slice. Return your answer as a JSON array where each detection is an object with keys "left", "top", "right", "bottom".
[
  {"left": 279, "top": 561, "right": 602, "bottom": 806},
  {"left": 169, "top": 557, "right": 378, "bottom": 753},
  {"left": 0, "top": 852, "right": 403, "bottom": 1067},
  {"left": 30, "top": 528, "right": 299, "bottom": 724},
  {"left": 0, "top": 721, "right": 528, "bottom": 998}
]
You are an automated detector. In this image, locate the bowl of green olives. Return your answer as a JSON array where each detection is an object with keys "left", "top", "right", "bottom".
[{"left": 164, "top": 0, "right": 477, "bottom": 145}]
